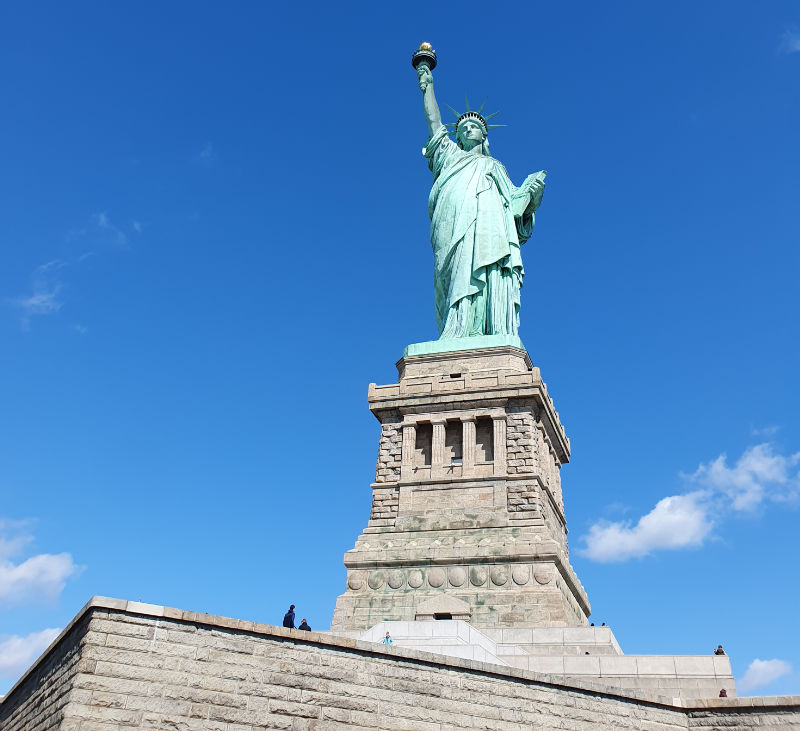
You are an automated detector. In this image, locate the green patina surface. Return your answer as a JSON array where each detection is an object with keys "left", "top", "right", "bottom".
[
  {"left": 414, "top": 50, "right": 546, "bottom": 346},
  {"left": 403, "top": 334, "right": 526, "bottom": 358}
]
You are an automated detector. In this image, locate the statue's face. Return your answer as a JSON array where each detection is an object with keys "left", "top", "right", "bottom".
[{"left": 458, "top": 120, "right": 486, "bottom": 150}]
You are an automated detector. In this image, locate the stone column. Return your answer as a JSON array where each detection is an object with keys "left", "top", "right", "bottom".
[
  {"left": 462, "top": 417, "right": 476, "bottom": 477},
  {"left": 492, "top": 416, "right": 507, "bottom": 476},
  {"left": 400, "top": 424, "right": 416, "bottom": 482},
  {"left": 431, "top": 420, "right": 447, "bottom": 479}
]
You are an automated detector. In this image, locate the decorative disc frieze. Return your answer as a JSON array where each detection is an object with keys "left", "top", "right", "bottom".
[
  {"left": 534, "top": 567, "right": 553, "bottom": 585},
  {"left": 448, "top": 567, "right": 466, "bottom": 587},
  {"left": 512, "top": 565, "right": 530, "bottom": 585},
  {"left": 347, "top": 572, "right": 365, "bottom": 591},
  {"left": 490, "top": 567, "right": 508, "bottom": 586},
  {"left": 428, "top": 568, "right": 446, "bottom": 588},
  {"left": 470, "top": 566, "right": 488, "bottom": 586},
  {"left": 387, "top": 570, "right": 405, "bottom": 589}
]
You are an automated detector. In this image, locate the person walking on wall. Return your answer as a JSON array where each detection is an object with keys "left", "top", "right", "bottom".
[{"left": 283, "top": 605, "right": 296, "bottom": 629}]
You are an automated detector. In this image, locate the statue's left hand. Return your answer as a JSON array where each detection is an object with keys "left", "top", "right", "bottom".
[{"left": 527, "top": 172, "right": 546, "bottom": 195}]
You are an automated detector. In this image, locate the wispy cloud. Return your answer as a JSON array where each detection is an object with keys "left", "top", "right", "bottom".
[
  {"left": 8, "top": 213, "right": 140, "bottom": 332},
  {"left": 580, "top": 443, "right": 800, "bottom": 562},
  {"left": 0, "top": 628, "right": 61, "bottom": 680},
  {"left": 751, "top": 425, "right": 780, "bottom": 438},
  {"left": 0, "top": 521, "right": 81, "bottom": 607},
  {"left": 779, "top": 30, "right": 800, "bottom": 54},
  {"left": 9, "top": 261, "right": 65, "bottom": 330},
  {"left": 739, "top": 658, "right": 792, "bottom": 692},
  {"left": 91, "top": 211, "right": 127, "bottom": 247},
  {"left": 197, "top": 142, "right": 216, "bottom": 166}
]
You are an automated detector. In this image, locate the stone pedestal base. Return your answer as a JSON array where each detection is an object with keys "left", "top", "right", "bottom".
[{"left": 332, "top": 344, "right": 590, "bottom": 632}]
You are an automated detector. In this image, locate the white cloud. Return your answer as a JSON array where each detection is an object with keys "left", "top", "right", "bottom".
[
  {"left": 687, "top": 443, "right": 800, "bottom": 511},
  {"left": 9, "top": 261, "right": 65, "bottom": 330},
  {"left": 0, "top": 522, "right": 81, "bottom": 607},
  {"left": 580, "top": 491, "right": 712, "bottom": 562},
  {"left": 0, "top": 554, "right": 79, "bottom": 606},
  {"left": 779, "top": 30, "right": 800, "bottom": 54},
  {"left": 0, "top": 628, "right": 61, "bottom": 679},
  {"left": 0, "top": 535, "right": 32, "bottom": 562},
  {"left": 739, "top": 658, "right": 792, "bottom": 692},
  {"left": 132, "top": 220, "right": 143, "bottom": 233},
  {"left": 581, "top": 442, "right": 800, "bottom": 562}
]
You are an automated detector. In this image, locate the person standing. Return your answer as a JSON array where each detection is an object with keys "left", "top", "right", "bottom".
[
  {"left": 282, "top": 605, "right": 296, "bottom": 629},
  {"left": 381, "top": 631, "right": 393, "bottom": 645}
]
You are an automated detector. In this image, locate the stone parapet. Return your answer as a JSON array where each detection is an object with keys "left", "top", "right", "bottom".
[{"left": 2, "top": 598, "right": 798, "bottom": 731}]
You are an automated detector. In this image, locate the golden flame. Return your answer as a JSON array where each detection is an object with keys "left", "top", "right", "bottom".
[{"left": 418, "top": 42, "right": 433, "bottom": 52}]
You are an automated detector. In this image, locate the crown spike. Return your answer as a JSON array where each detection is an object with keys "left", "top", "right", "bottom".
[
  {"left": 477, "top": 100, "right": 487, "bottom": 114},
  {"left": 445, "top": 103, "right": 503, "bottom": 136}
]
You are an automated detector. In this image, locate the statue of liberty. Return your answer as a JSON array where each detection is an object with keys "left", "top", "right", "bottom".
[{"left": 413, "top": 44, "right": 546, "bottom": 340}]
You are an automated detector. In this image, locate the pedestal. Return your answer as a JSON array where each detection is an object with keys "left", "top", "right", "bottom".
[{"left": 331, "top": 344, "right": 591, "bottom": 632}]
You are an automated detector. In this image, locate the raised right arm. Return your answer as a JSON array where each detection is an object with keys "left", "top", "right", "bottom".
[{"left": 417, "top": 64, "right": 442, "bottom": 138}]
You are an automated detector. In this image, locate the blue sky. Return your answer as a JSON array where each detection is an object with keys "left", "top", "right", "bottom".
[{"left": 1, "top": 1, "right": 799, "bottom": 697}]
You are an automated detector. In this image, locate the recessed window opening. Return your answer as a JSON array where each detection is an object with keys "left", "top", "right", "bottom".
[
  {"left": 434, "top": 613, "right": 452, "bottom": 620},
  {"left": 476, "top": 417, "right": 494, "bottom": 462},
  {"left": 449, "top": 372, "right": 461, "bottom": 378},
  {"left": 445, "top": 420, "right": 463, "bottom": 464},
  {"left": 414, "top": 423, "right": 432, "bottom": 467}
]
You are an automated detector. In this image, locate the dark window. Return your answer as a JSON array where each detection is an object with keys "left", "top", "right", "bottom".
[
  {"left": 414, "top": 423, "right": 432, "bottom": 466},
  {"left": 476, "top": 417, "right": 494, "bottom": 462},
  {"left": 445, "top": 420, "right": 463, "bottom": 464}
]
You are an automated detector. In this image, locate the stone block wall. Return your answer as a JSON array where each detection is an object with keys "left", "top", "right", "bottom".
[
  {"left": 505, "top": 405, "right": 536, "bottom": 476},
  {"left": 535, "top": 425, "right": 564, "bottom": 513},
  {"left": 506, "top": 479, "right": 539, "bottom": 518},
  {"left": 3, "top": 599, "right": 800, "bottom": 731},
  {"left": 369, "top": 486, "right": 399, "bottom": 524},
  {"left": 0, "top": 613, "right": 88, "bottom": 731},
  {"left": 374, "top": 422, "right": 402, "bottom": 483}
]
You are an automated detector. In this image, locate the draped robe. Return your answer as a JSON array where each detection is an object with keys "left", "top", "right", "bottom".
[{"left": 423, "top": 125, "right": 541, "bottom": 338}]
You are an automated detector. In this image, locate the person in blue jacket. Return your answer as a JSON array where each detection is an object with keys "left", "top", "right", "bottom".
[{"left": 282, "top": 604, "right": 295, "bottom": 629}]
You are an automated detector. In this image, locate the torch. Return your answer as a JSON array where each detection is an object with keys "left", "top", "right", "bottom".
[{"left": 411, "top": 42, "right": 437, "bottom": 72}]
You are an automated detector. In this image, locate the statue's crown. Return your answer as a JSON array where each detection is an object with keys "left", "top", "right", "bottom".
[{"left": 445, "top": 98, "right": 503, "bottom": 137}]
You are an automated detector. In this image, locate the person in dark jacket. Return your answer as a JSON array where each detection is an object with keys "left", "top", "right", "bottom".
[
  {"left": 283, "top": 605, "right": 295, "bottom": 629},
  {"left": 298, "top": 619, "right": 311, "bottom": 631}
]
